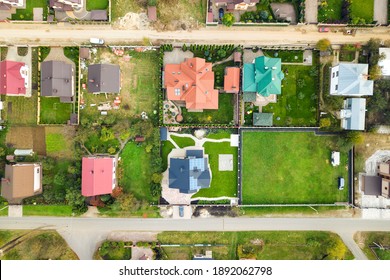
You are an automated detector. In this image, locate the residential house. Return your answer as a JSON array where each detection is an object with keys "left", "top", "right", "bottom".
[
  {"left": 0, "top": 0, "right": 23, "bottom": 8},
  {"left": 88, "top": 64, "right": 121, "bottom": 94},
  {"left": 50, "top": 0, "right": 82, "bottom": 11},
  {"left": 362, "top": 161, "right": 390, "bottom": 199},
  {"left": 81, "top": 156, "right": 117, "bottom": 197},
  {"left": 1, "top": 163, "right": 42, "bottom": 204},
  {"left": 169, "top": 149, "right": 211, "bottom": 194},
  {"left": 0, "top": 60, "right": 28, "bottom": 96},
  {"left": 242, "top": 56, "right": 284, "bottom": 102},
  {"left": 253, "top": 112, "right": 273, "bottom": 126},
  {"left": 40, "top": 60, "right": 74, "bottom": 103},
  {"left": 224, "top": 67, "right": 240, "bottom": 93},
  {"left": 330, "top": 63, "right": 373, "bottom": 96},
  {"left": 340, "top": 98, "right": 366, "bottom": 131},
  {"left": 378, "top": 48, "right": 390, "bottom": 76},
  {"left": 164, "top": 57, "right": 219, "bottom": 111},
  {"left": 215, "top": 0, "right": 259, "bottom": 11}
]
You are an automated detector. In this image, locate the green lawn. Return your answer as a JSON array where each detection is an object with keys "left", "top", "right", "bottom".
[
  {"left": 120, "top": 142, "right": 155, "bottom": 202},
  {"left": 181, "top": 94, "right": 234, "bottom": 124},
  {"left": 40, "top": 97, "right": 73, "bottom": 124},
  {"left": 242, "top": 132, "right": 349, "bottom": 204},
  {"left": 213, "top": 60, "right": 235, "bottom": 88},
  {"left": 158, "top": 231, "right": 353, "bottom": 260},
  {"left": 97, "top": 241, "right": 132, "bottom": 260},
  {"left": 170, "top": 135, "right": 195, "bottom": 148},
  {"left": 161, "top": 140, "right": 175, "bottom": 171},
  {"left": 262, "top": 64, "right": 318, "bottom": 126},
  {"left": 1, "top": 231, "right": 78, "bottom": 260},
  {"left": 240, "top": 206, "right": 350, "bottom": 217},
  {"left": 111, "top": 0, "right": 143, "bottom": 21},
  {"left": 11, "top": 0, "right": 48, "bottom": 21},
  {"left": 339, "top": 51, "right": 355, "bottom": 62},
  {"left": 192, "top": 141, "right": 237, "bottom": 198},
  {"left": 86, "top": 0, "right": 109, "bottom": 11},
  {"left": 0, "top": 230, "right": 25, "bottom": 247},
  {"left": 23, "top": 205, "right": 73, "bottom": 216},
  {"left": 45, "top": 133, "right": 67, "bottom": 154},
  {"left": 350, "top": 0, "right": 374, "bottom": 23},
  {"left": 318, "top": 0, "right": 342, "bottom": 22},
  {"left": 4, "top": 95, "right": 37, "bottom": 125},
  {"left": 355, "top": 232, "right": 390, "bottom": 260},
  {"left": 206, "top": 130, "right": 235, "bottom": 140},
  {"left": 263, "top": 50, "right": 303, "bottom": 63}
]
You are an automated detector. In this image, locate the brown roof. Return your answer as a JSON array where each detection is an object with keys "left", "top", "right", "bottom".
[
  {"left": 40, "top": 60, "right": 74, "bottom": 103},
  {"left": 379, "top": 162, "right": 390, "bottom": 176},
  {"left": 147, "top": 6, "right": 157, "bottom": 22},
  {"left": 91, "top": 10, "right": 108, "bottom": 21},
  {"left": 1, "top": 163, "right": 42, "bottom": 204},
  {"left": 88, "top": 64, "right": 121, "bottom": 93},
  {"left": 135, "top": 136, "right": 145, "bottom": 142},
  {"left": 79, "top": 47, "right": 90, "bottom": 59},
  {"left": 362, "top": 175, "right": 382, "bottom": 196}
]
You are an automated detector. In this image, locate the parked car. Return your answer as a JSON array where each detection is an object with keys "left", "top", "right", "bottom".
[
  {"left": 219, "top": 8, "right": 224, "bottom": 20},
  {"left": 90, "top": 38, "right": 104, "bottom": 45},
  {"left": 338, "top": 177, "right": 345, "bottom": 190},
  {"left": 318, "top": 27, "right": 329, "bottom": 32},
  {"left": 179, "top": 206, "right": 184, "bottom": 217}
]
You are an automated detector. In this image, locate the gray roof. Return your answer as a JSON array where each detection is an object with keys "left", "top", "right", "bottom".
[
  {"left": 88, "top": 64, "right": 120, "bottom": 93},
  {"left": 243, "top": 92, "right": 257, "bottom": 102},
  {"left": 253, "top": 112, "right": 273, "bottom": 126},
  {"left": 169, "top": 149, "right": 211, "bottom": 194},
  {"left": 330, "top": 63, "right": 373, "bottom": 96},
  {"left": 91, "top": 10, "right": 108, "bottom": 21},
  {"left": 362, "top": 175, "right": 382, "bottom": 196},
  {"left": 40, "top": 60, "right": 74, "bottom": 103},
  {"left": 340, "top": 98, "right": 366, "bottom": 130}
]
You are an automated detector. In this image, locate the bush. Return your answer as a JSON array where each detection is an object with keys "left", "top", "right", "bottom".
[{"left": 222, "top": 13, "right": 235, "bottom": 27}]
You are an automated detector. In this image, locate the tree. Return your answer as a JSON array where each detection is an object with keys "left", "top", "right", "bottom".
[
  {"left": 316, "top": 39, "right": 331, "bottom": 51},
  {"left": 320, "top": 118, "right": 331, "bottom": 128},
  {"left": 222, "top": 13, "right": 235, "bottom": 27},
  {"left": 65, "top": 187, "right": 87, "bottom": 214},
  {"left": 151, "top": 173, "right": 162, "bottom": 184},
  {"left": 113, "top": 192, "right": 141, "bottom": 212},
  {"left": 100, "top": 127, "right": 115, "bottom": 142},
  {"left": 369, "top": 64, "right": 382, "bottom": 80},
  {"left": 260, "top": 10, "right": 269, "bottom": 20}
]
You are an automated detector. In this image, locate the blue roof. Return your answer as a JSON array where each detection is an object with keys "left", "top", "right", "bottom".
[
  {"left": 160, "top": 127, "right": 168, "bottom": 141},
  {"left": 169, "top": 149, "right": 211, "bottom": 194}
]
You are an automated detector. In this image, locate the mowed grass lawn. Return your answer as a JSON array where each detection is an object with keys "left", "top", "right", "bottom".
[
  {"left": 4, "top": 95, "right": 37, "bottom": 125},
  {"left": 262, "top": 65, "right": 318, "bottom": 126},
  {"left": 318, "top": 0, "right": 342, "bottom": 22},
  {"left": 242, "top": 132, "right": 349, "bottom": 204},
  {"left": 170, "top": 135, "right": 195, "bottom": 148},
  {"left": 355, "top": 232, "right": 390, "bottom": 260},
  {"left": 350, "top": 0, "right": 374, "bottom": 22},
  {"left": 161, "top": 140, "right": 175, "bottom": 171},
  {"left": 192, "top": 141, "right": 237, "bottom": 198},
  {"left": 40, "top": 97, "right": 72, "bottom": 124},
  {"left": 86, "top": 0, "right": 109, "bottom": 11},
  {"left": 158, "top": 231, "right": 353, "bottom": 260},
  {"left": 181, "top": 94, "right": 234, "bottom": 124},
  {"left": 11, "top": 0, "right": 48, "bottom": 20},
  {"left": 120, "top": 142, "right": 155, "bottom": 202}
]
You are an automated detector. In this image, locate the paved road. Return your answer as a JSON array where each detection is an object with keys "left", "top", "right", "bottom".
[
  {"left": 1, "top": 217, "right": 390, "bottom": 259},
  {"left": 0, "top": 24, "right": 390, "bottom": 46}
]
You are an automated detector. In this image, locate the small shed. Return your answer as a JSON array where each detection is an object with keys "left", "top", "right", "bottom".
[
  {"left": 147, "top": 6, "right": 157, "bottom": 22},
  {"left": 14, "top": 149, "right": 34, "bottom": 156},
  {"left": 331, "top": 151, "right": 340, "bottom": 167},
  {"left": 234, "top": 52, "right": 242, "bottom": 63},
  {"left": 135, "top": 136, "right": 145, "bottom": 142},
  {"left": 79, "top": 47, "right": 90, "bottom": 59},
  {"left": 253, "top": 112, "right": 273, "bottom": 126}
]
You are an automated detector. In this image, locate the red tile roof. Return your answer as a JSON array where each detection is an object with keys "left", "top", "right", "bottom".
[
  {"left": 164, "top": 57, "right": 219, "bottom": 110},
  {"left": 148, "top": 6, "right": 157, "bottom": 21},
  {"left": 224, "top": 67, "right": 240, "bottom": 93},
  {"left": 81, "top": 157, "right": 116, "bottom": 197},
  {"left": 0, "top": 60, "right": 27, "bottom": 95}
]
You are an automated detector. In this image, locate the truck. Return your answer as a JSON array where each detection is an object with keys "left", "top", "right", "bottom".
[{"left": 90, "top": 38, "right": 104, "bottom": 45}]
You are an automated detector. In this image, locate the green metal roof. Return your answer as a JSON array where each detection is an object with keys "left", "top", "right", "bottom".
[
  {"left": 243, "top": 92, "right": 257, "bottom": 102},
  {"left": 242, "top": 56, "right": 284, "bottom": 97},
  {"left": 253, "top": 112, "right": 273, "bottom": 126}
]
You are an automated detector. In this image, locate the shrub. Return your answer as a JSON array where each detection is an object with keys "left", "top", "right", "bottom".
[{"left": 222, "top": 13, "right": 235, "bottom": 27}]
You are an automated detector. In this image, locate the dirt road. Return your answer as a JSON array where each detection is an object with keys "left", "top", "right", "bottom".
[{"left": 0, "top": 23, "right": 389, "bottom": 46}]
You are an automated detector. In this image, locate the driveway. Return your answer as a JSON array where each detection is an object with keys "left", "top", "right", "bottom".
[
  {"left": 163, "top": 48, "right": 193, "bottom": 66},
  {"left": 271, "top": 3, "right": 297, "bottom": 24},
  {"left": 305, "top": 0, "right": 318, "bottom": 23},
  {"left": 374, "top": 0, "right": 389, "bottom": 25}
]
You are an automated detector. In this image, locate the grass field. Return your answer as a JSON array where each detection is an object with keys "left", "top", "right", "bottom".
[
  {"left": 86, "top": 0, "right": 109, "bottom": 11},
  {"left": 4, "top": 95, "right": 37, "bottom": 125},
  {"left": 192, "top": 141, "right": 238, "bottom": 198},
  {"left": 0, "top": 230, "right": 78, "bottom": 260},
  {"left": 45, "top": 126, "right": 75, "bottom": 158},
  {"left": 11, "top": 0, "right": 48, "bottom": 21},
  {"left": 318, "top": 0, "right": 342, "bottom": 22},
  {"left": 170, "top": 135, "right": 195, "bottom": 148},
  {"left": 355, "top": 232, "right": 390, "bottom": 260},
  {"left": 262, "top": 64, "right": 318, "bottom": 126},
  {"left": 181, "top": 94, "right": 234, "bottom": 124},
  {"left": 241, "top": 132, "right": 349, "bottom": 204},
  {"left": 206, "top": 130, "right": 235, "bottom": 140},
  {"left": 120, "top": 142, "right": 154, "bottom": 202},
  {"left": 161, "top": 140, "right": 175, "bottom": 171},
  {"left": 97, "top": 241, "right": 132, "bottom": 260},
  {"left": 157, "top": 0, "right": 206, "bottom": 25},
  {"left": 40, "top": 97, "right": 72, "bottom": 124},
  {"left": 350, "top": 0, "right": 374, "bottom": 23},
  {"left": 0, "top": 230, "right": 25, "bottom": 247},
  {"left": 263, "top": 50, "right": 303, "bottom": 63},
  {"left": 45, "top": 133, "right": 66, "bottom": 153},
  {"left": 23, "top": 205, "right": 73, "bottom": 217},
  {"left": 111, "top": 0, "right": 143, "bottom": 21},
  {"left": 158, "top": 231, "right": 353, "bottom": 260}
]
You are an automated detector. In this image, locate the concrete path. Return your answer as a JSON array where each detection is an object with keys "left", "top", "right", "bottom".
[
  {"left": 374, "top": 0, "right": 388, "bottom": 25},
  {"left": 169, "top": 132, "right": 231, "bottom": 148},
  {"left": 338, "top": 232, "right": 368, "bottom": 260}
]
